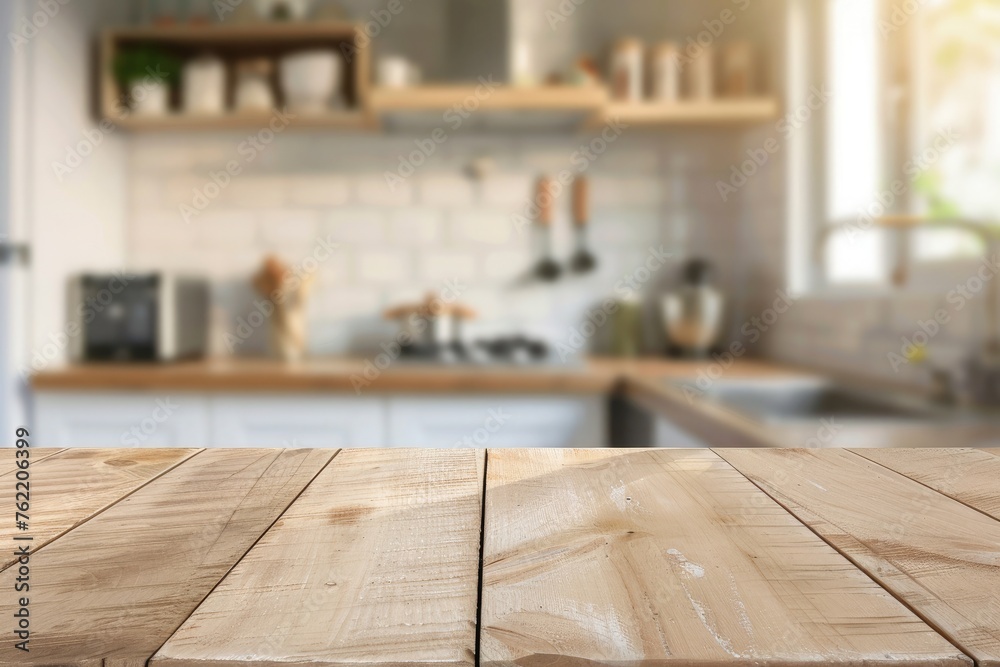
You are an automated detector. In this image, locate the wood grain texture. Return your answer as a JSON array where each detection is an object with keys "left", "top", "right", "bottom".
[
  {"left": 31, "top": 359, "right": 617, "bottom": 394},
  {"left": 717, "top": 448, "right": 1000, "bottom": 667},
  {"left": 0, "top": 448, "right": 65, "bottom": 475},
  {"left": 153, "top": 448, "right": 484, "bottom": 667},
  {"left": 0, "top": 448, "right": 335, "bottom": 667},
  {"left": 854, "top": 448, "right": 1000, "bottom": 520},
  {"left": 0, "top": 448, "right": 200, "bottom": 570},
  {"left": 481, "top": 448, "right": 969, "bottom": 667}
]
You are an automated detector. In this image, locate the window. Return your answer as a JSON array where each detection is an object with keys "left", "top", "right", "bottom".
[
  {"left": 911, "top": 0, "right": 1000, "bottom": 261},
  {"left": 824, "top": 0, "right": 886, "bottom": 285},
  {"left": 816, "top": 0, "right": 999, "bottom": 289}
]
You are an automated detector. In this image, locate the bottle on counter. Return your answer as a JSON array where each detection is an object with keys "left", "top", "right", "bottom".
[{"left": 612, "top": 294, "right": 643, "bottom": 358}]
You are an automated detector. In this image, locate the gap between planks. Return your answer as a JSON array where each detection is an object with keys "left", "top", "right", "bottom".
[
  {"left": 148, "top": 448, "right": 344, "bottom": 663},
  {"left": 849, "top": 448, "right": 1000, "bottom": 525},
  {"left": 712, "top": 448, "right": 980, "bottom": 667},
  {"left": 0, "top": 448, "right": 67, "bottom": 476},
  {"left": 0, "top": 448, "right": 206, "bottom": 574},
  {"left": 474, "top": 449, "right": 489, "bottom": 667}
]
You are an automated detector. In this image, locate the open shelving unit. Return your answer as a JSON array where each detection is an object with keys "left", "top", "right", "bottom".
[
  {"left": 98, "top": 23, "right": 780, "bottom": 132},
  {"left": 99, "top": 22, "right": 373, "bottom": 131}
]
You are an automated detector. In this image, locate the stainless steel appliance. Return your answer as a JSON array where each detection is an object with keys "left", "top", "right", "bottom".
[
  {"left": 661, "top": 259, "right": 725, "bottom": 357},
  {"left": 68, "top": 273, "right": 209, "bottom": 362}
]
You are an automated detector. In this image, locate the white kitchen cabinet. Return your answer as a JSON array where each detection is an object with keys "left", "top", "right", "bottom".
[
  {"left": 33, "top": 392, "right": 210, "bottom": 447},
  {"left": 209, "top": 396, "right": 385, "bottom": 447},
  {"left": 387, "top": 395, "right": 606, "bottom": 448},
  {"left": 32, "top": 392, "right": 601, "bottom": 448}
]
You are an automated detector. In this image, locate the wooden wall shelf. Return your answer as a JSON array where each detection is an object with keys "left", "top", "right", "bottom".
[
  {"left": 99, "top": 22, "right": 371, "bottom": 131},
  {"left": 112, "top": 111, "right": 372, "bottom": 132},
  {"left": 370, "top": 85, "right": 609, "bottom": 112},
  {"left": 596, "top": 98, "right": 781, "bottom": 126},
  {"left": 98, "top": 24, "right": 778, "bottom": 132},
  {"left": 370, "top": 86, "right": 778, "bottom": 131}
]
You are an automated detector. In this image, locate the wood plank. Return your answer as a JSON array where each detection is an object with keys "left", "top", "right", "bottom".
[
  {"left": 481, "top": 448, "right": 968, "bottom": 667},
  {"left": 717, "top": 448, "right": 1000, "bottom": 667},
  {"left": 371, "top": 85, "right": 608, "bottom": 112},
  {"left": 0, "top": 448, "right": 335, "bottom": 667},
  {"left": 0, "top": 448, "right": 65, "bottom": 475},
  {"left": 854, "top": 448, "right": 1000, "bottom": 520},
  {"left": 153, "top": 448, "right": 484, "bottom": 667},
  {"left": 114, "top": 111, "right": 371, "bottom": 132},
  {"left": 0, "top": 448, "right": 201, "bottom": 570},
  {"left": 31, "top": 359, "right": 617, "bottom": 394},
  {"left": 595, "top": 98, "right": 779, "bottom": 126},
  {"left": 105, "top": 21, "right": 358, "bottom": 43}
]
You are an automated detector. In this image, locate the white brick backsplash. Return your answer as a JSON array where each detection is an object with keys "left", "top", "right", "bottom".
[
  {"left": 325, "top": 208, "right": 387, "bottom": 245},
  {"left": 224, "top": 176, "right": 287, "bottom": 208},
  {"left": 382, "top": 286, "right": 430, "bottom": 308},
  {"left": 481, "top": 174, "right": 533, "bottom": 208},
  {"left": 591, "top": 177, "right": 662, "bottom": 207},
  {"left": 418, "top": 252, "right": 478, "bottom": 282},
  {"left": 519, "top": 142, "right": 574, "bottom": 172},
  {"left": 504, "top": 288, "right": 556, "bottom": 322},
  {"left": 595, "top": 145, "right": 661, "bottom": 172},
  {"left": 356, "top": 175, "right": 413, "bottom": 206},
  {"left": 132, "top": 177, "right": 161, "bottom": 209},
  {"left": 315, "top": 247, "right": 352, "bottom": 287},
  {"left": 590, "top": 210, "right": 661, "bottom": 246},
  {"left": 164, "top": 177, "right": 205, "bottom": 210},
  {"left": 288, "top": 175, "right": 351, "bottom": 207},
  {"left": 387, "top": 209, "right": 443, "bottom": 245},
  {"left": 455, "top": 289, "right": 504, "bottom": 322},
  {"left": 258, "top": 210, "right": 320, "bottom": 249},
  {"left": 125, "top": 133, "right": 722, "bottom": 358},
  {"left": 419, "top": 175, "right": 475, "bottom": 207},
  {"left": 131, "top": 138, "right": 221, "bottom": 172},
  {"left": 450, "top": 211, "right": 514, "bottom": 246},
  {"left": 312, "top": 287, "right": 383, "bottom": 319},
  {"left": 132, "top": 211, "right": 197, "bottom": 248},
  {"left": 482, "top": 250, "right": 532, "bottom": 282},
  {"left": 196, "top": 211, "right": 258, "bottom": 248},
  {"left": 199, "top": 248, "right": 262, "bottom": 279},
  {"left": 357, "top": 250, "right": 412, "bottom": 284}
]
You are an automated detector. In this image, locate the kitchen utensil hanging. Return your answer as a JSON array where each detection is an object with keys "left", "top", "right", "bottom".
[
  {"left": 533, "top": 177, "right": 562, "bottom": 282},
  {"left": 569, "top": 176, "right": 597, "bottom": 273}
]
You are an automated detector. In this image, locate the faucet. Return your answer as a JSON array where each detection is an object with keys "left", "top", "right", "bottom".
[{"left": 817, "top": 216, "right": 1000, "bottom": 405}]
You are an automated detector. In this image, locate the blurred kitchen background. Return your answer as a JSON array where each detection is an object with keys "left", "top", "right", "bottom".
[{"left": 1, "top": 0, "right": 999, "bottom": 448}]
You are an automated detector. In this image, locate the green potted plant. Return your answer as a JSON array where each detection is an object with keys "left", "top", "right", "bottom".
[{"left": 112, "top": 46, "right": 182, "bottom": 117}]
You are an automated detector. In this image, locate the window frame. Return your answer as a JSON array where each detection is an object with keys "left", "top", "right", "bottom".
[{"left": 790, "top": 0, "right": 988, "bottom": 298}]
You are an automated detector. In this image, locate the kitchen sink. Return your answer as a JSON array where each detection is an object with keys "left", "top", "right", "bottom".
[{"left": 669, "top": 378, "right": 948, "bottom": 423}]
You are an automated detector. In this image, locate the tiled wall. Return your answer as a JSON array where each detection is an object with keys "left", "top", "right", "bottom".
[{"left": 127, "top": 130, "right": 742, "bottom": 357}]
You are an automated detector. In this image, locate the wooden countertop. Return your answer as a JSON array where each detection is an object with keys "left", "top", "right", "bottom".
[
  {"left": 29, "top": 357, "right": 795, "bottom": 394},
  {"left": 3, "top": 447, "right": 998, "bottom": 666}
]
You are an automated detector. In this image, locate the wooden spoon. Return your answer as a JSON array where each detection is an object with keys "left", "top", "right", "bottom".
[
  {"left": 534, "top": 176, "right": 561, "bottom": 282},
  {"left": 570, "top": 176, "right": 597, "bottom": 273}
]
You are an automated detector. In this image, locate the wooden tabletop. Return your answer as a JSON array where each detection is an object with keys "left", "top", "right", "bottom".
[{"left": 1, "top": 447, "right": 997, "bottom": 667}]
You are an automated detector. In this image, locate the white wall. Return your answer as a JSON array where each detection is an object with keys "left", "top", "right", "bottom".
[{"left": 22, "top": 0, "right": 129, "bottom": 372}]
